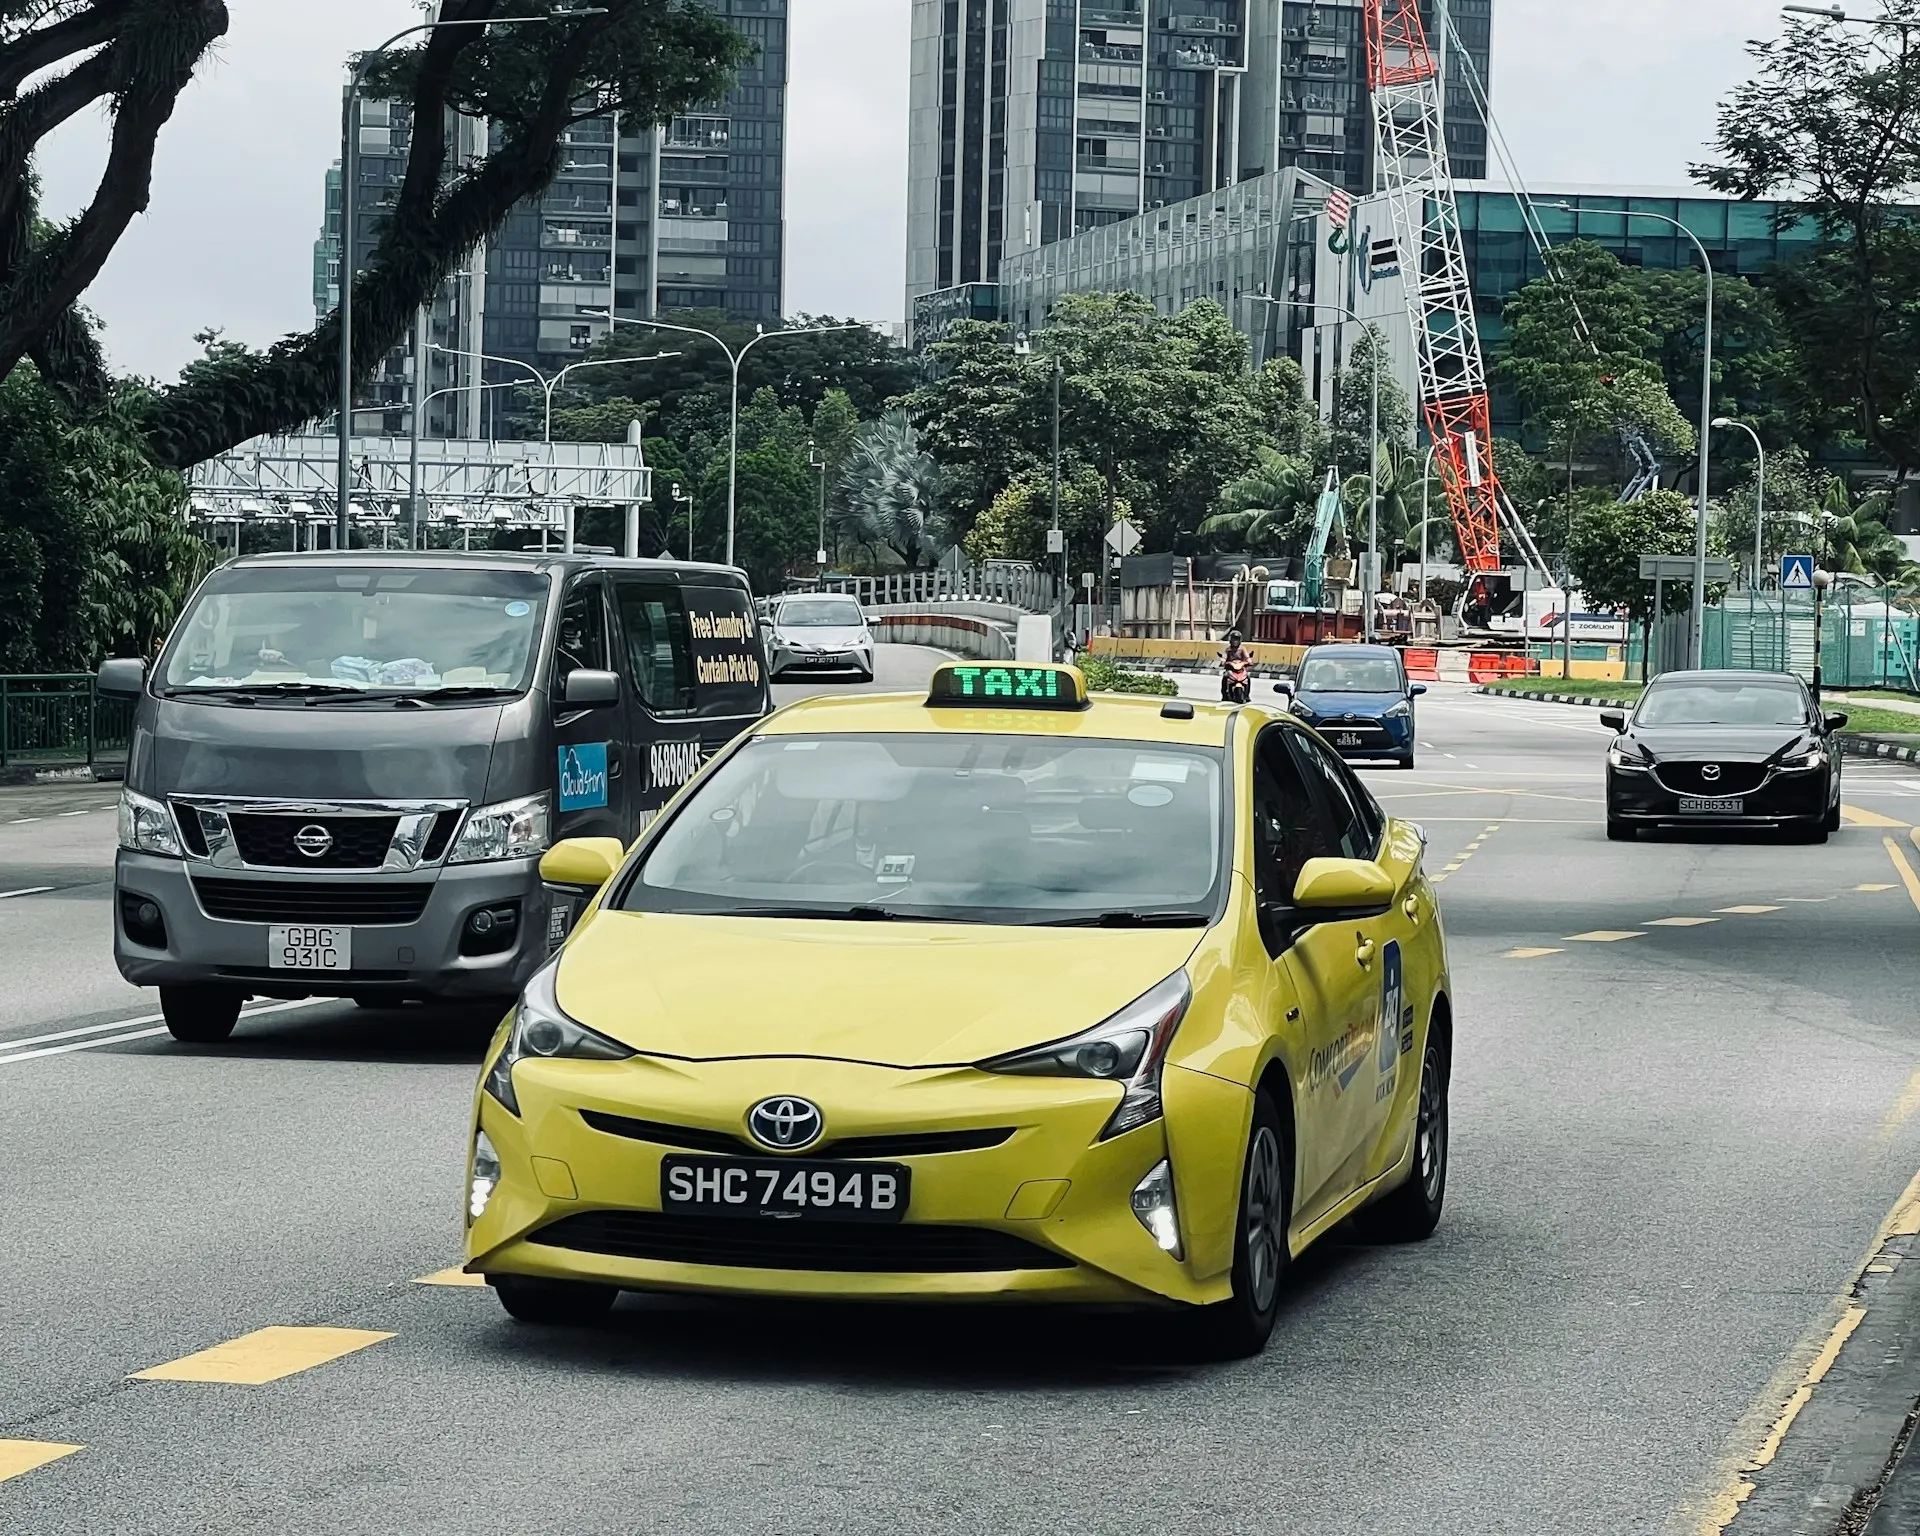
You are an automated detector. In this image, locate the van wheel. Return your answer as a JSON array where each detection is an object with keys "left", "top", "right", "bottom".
[
  {"left": 491, "top": 1274, "right": 619, "bottom": 1325},
  {"left": 159, "top": 985, "right": 244, "bottom": 1043},
  {"left": 1188, "top": 1092, "right": 1289, "bottom": 1359}
]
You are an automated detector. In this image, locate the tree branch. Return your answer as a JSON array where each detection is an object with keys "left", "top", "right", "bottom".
[{"left": 0, "top": 0, "right": 132, "bottom": 98}]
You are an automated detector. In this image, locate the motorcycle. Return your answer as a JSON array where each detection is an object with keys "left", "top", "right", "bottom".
[{"left": 1221, "top": 655, "right": 1252, "bottom": 704}]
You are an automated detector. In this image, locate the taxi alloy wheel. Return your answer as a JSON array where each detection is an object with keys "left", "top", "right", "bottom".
[
  {"left": 1191, "top": 1092, "right": 1290, "bottom": 1359},
  {"left": 1355, "top": 1038, "right": 1449, "bottom": 1243},
  {"left": 490, "top": 1274, "right": 619, "bottom": 1326}
]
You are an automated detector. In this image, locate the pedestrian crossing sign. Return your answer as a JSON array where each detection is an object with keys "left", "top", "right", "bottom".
[{"left": 1781, "top": 554, "right": 1815, "bottom": 593}]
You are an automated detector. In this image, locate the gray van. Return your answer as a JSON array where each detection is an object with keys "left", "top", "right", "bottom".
[{"left": 98, "top": 551, "right": 771, "bottom": 1041}]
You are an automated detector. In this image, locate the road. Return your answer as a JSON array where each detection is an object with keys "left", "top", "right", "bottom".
[{"left": 4, "top": 648, "right": 1920, "bottom": 1534}]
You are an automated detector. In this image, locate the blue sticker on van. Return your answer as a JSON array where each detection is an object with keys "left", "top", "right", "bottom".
[
  {"left": 558, "top": 743, "right": 610, "bottom": 811},
  {"left": 505, "top": 600, "right": 532, "bottom": 618}
]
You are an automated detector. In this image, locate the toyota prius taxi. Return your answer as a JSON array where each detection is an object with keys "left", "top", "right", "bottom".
[{"left": 464, "top": 663, "right": 1453, "bottom": 1356}]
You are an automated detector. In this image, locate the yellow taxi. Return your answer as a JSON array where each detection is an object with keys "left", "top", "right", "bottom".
[{"left": 464, "top": 663, "right": 1452, "bottom": 1356}]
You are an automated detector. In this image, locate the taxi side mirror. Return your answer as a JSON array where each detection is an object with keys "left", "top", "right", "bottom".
[
  {"left": 1599, "top": 709, "right": 1627, "bottom": 732},
  {"left": 540, "top": 837, "right": 625, "bottom": 890},
  {"left": 1291, "top": 858, "right": 1395, "bottom": 918}
]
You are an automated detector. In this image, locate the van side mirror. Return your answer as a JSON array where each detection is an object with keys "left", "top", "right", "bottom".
[
  {"left": 1273, "top": 681, "right": 1293, "bottom": 698},
  {"left": 1825, "top": 711, "right": 1849, "bottom": 734},
  {"left": 1409, "top": 683, "right": 1427, "bottom": 697},
  {"left": 540, "top": 837, "right": 626, "bottom": 890},
  {"left": 1599, "top": 709, "right": 1627, "bottom": 732},
  {"left": 562, "top": 669, "right": 620, "bottom": 707},
  {"left": 96, "top": 658, "right": 147, "bottom": 698}
]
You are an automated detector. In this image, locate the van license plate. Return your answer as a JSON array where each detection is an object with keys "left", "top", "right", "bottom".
[
  {"left": 1678, "top": 797, "right": 1744, "bottom": 815},
  {"left": 1335, "top": 733, "right": 1364, "bottom": 748},
  {"left": 268, "top": 925, "right": 351, "bottom": 970}
]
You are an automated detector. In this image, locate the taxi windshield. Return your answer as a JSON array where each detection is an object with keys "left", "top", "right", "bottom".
[
  {"left": 622, "top": 733, "right": 1226, "bottom": 925},
  {"left": 777, "top": 598, "right": 864, "bottom": 628},
  {"left": 1297, "top": 655, "right": 1403, "bottom": 694},
  {"left": 1636, "top": 680, "right": 1809, "bottom": 728},
  {"left": 160, "top": 566, "right": 549, "bottom": 696}
]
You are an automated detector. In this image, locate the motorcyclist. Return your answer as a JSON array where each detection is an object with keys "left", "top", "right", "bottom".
[{"left": 1220, "top": 629, "right": 1254, "bottom": 703}]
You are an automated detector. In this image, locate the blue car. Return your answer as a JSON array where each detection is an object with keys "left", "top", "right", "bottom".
[{"left": 1277, "top": 643, "right": 1425, "bottom": 770}]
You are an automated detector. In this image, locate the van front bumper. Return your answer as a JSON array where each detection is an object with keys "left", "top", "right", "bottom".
[{"left": 113, "top": 851, "right": 554, "bottom": 1002}]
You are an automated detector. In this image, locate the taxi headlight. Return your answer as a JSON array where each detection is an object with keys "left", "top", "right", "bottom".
[
  {"left": 1780, "top": 743, "right": 1825, "bottom": 771},
  {"left": 1607, "top": 744, "right": 1651, "bottom": 774},
  {"left": 981, "top": 971, "right": 1191, "bottom": 1140},
  {"left": 118, "top": 788, "right": 183, "bottom": 857},
  {"left": 450, "top": 792, "right": 550, "bottom": 864},
  {"left": 468, "top": 1129, "right": 501, "bottom": 1223},
  {"left": 483, "top": 957, "right": 633, "bottom": 1116},
  {"left": 1131, "top": 1159, "right": 1183, "bottom": 1258}
]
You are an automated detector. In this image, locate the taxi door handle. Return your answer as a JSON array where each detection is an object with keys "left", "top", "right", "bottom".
[{"left": 1355, "top": 935, "right": 1376, "bottom": 969}]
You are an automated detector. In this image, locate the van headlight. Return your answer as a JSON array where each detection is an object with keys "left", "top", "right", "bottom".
[
  {"left": 483, "top": 957, "right": 633, "bottom": 1115},
  {"left": 1385, "top": 702, "right": 1412, "bottom": 719},
  {"left": 118, "top": 789, "right": 183, "bottom": 857},
  {"left": 981, "top": 972, "right": 1191, "bottom": 1139},
  {"left": 449, "top": 793, "right": 550, "bottom": 864}
]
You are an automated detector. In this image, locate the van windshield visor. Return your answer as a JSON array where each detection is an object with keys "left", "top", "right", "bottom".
[
  {"left": 620, "top": 734, "right": 1226, "bottom": 926},
  {"left": 161, "top": 567, "right": 549, "bottom": 695}
]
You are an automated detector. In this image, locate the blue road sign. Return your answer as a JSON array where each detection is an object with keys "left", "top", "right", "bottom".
[{"left": 1781, "top": 554, "right": 1815, "bottom": 593}]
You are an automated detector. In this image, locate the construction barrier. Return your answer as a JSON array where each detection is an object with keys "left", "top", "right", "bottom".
[
  {"left": 1466, "top": 653, "right": 1505, "bottom": 683},
  {"left": 1534, "top": 657, "right": 1629, "bottom": 682},
  {"left": 1404, "top": 648, "right": 1440, "bottom": 682},
  {"left": 1089, "top": 636, "right": 1307, "bottom": 671}
]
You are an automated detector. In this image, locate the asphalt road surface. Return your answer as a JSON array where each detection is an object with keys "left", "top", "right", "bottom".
[{"left": 5, "top": 650, "right": 1920, "bottom": 1535}]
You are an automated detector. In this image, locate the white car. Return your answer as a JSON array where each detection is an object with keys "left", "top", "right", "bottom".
[{"left": 766, "top": 594, "right": 875, "bottom": 682}]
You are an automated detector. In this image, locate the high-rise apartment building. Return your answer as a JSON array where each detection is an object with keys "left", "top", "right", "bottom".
[
  {"left": 316, "top": 0, "right": 787, "bottom": 436},
  {"left": 906, "top": 0, "right": 1490, "bottom": 324}
]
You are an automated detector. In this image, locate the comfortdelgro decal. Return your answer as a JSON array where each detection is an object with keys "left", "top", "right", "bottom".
[
  {"left": 1310, "top": 1026, "right": 1370, "bottom": 1096},
  {"left": 558, "top": 743, "right": 610, "bottom": 812},
  {"left": 1376, "top": 940, "right": 1404, "bottom": 1104}
]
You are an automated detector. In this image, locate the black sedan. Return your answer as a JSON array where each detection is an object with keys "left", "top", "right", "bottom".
[{"left": 1602, "top": 670, "right": 1846, "bottom": 843}]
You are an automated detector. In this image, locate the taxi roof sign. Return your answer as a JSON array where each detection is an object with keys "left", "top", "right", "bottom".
[{"left": 926, "top": 663, "right": 1089, "bottom": 710}]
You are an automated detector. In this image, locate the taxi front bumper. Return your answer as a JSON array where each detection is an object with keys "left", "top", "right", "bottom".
[{"left": 464, "top": 1053, "right": 1251, "bottom": 1307}]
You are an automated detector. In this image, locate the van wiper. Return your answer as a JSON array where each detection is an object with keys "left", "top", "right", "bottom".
[
  {"left": 165, "top": 681, "right": 361, "bottom": 699},
  {"left": 409, "top": 685, "right": 520, "bottom": 700},
  {"left": 1041, "top": 911, "right": 1209, "bottom": 928}
]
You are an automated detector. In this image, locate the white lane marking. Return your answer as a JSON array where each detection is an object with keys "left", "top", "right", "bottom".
[
  {"left": 0, "top": 887, "right": 54, "bottom": 900},
  {"left": 0, "top": 998, "right": 335, "bottom": 1066},
  {"left": 7, "top": 817, "right": 42, "bottom": 825},
  {"left": 58, "top": 810, "right": 90, "bottom": 818}
]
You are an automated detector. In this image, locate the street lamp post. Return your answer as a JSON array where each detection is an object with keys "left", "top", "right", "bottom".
[
  {"left": 1419, "top": 444, "right": 1439, "bottom": 604},
  {"left": 1554, "top": 203, "right": 1715, "bottom": 667},
  {"left": 586, "top": 312, "right": 868, "bottom": 568},
  {"left": 426, "top": 343, "right": 678, "bottom": 443},
  {"left": 808, "top": 439, "right": 828, "bottom": 572},
  {"left": 336, "top": 11, "right": 592, "bottom": 550},
  {"left": 1712, "top": 417, "right": 1767, "bottom": 592},
  {"left": 1015, "top": 332, "right": 1067, "bottom": 637}
]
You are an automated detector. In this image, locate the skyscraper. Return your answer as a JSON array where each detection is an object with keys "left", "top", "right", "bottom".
[
  {"left": 905, "top": 0, "right": 1490, "bottom": 324},
  {"left": 316, "top": 0, "right": 787, "bottom": 437}
]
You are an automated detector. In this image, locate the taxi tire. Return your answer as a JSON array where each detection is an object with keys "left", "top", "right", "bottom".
[
  {"left": 490, "top": 1274, "right": 619, "bottom": 1326},
  {"left": 1190, "top": 1092, "right": 1290, "bottom": 1360},
  {"left": 1606, "top": 819, "right": 1634, "bottom": 842},
  {"left": 1825, "top": 800, "right": 1842, "bottom": 834},
  {"left": 1354, "top": 1036, "right": 1449, "bottom": 1244},
  {"left": 159, "top": 985, "right": 243, "bottom": 1043}
]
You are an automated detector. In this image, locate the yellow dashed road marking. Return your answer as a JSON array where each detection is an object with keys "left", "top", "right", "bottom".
[
  {"left": 1716, "top": 905, "right": 1782, "bottom": 916},
  {"left": 132, "top": 1326, "right": 392, "bottom": 1385},
  {"left": 415, "top": 1267, "right": 488, "bottom": 1288},
  {"left": 1885, "top": 836, "right": 1920, "bottom": 919},
  {"left": 1877, "top": 1066, "right": 1920, "bottom": 1147},
  {"left": 1563, "top": 930, "right": 1645, "bottom": 943},
  {"left": 0, "top": 1441, "right": 81, "bottom": 1484},
  {"left": 1503, "top": 947, "right": 1563, "bottom": 960},
  {"left": 1842, "top": 804, "right": 1908, "bottom": 828},
  {"left": 1645, "top": 917, "right": 1720, "bottom": 927},
  {"left": 1858, "top": 883, "right": 1897, "bottom": 892}
]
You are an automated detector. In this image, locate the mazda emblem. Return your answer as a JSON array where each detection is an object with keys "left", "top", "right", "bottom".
[
  {"left": 1701, "top": 764, "right": 1722, "bottom": 782},
  {"left": 292, "top": 824, "right": 334, "bottom": 859},
  {"left": 747, "top": 1096, "right": 824, "bottom": 1151}
]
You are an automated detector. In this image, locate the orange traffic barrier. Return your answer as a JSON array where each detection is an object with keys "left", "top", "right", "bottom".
[
  {"left": 1404, "top": 648, "right": 1440, "bottom": 681},
  {"left": 1467, "top": 652, "right": 1504, "bottom": 683}
]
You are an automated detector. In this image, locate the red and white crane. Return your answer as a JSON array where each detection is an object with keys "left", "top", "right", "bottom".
[{"left": 1362, "top": 0, "right": 1510, "bottom": 581}]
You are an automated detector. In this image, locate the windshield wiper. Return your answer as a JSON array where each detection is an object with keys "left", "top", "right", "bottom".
[
  {"left": 165, "top": 681, "right": 361, "bottom": 700},
  {"left": 1042, "top": 911, "right": 1210, "bottom": 928},
  {"left": 406, "top": 685, "right": 521, "bottom": 700},
  {"left": 723, "top": 905, "right": 904, "bottom": 921}
]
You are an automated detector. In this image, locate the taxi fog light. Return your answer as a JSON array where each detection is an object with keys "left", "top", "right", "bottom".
[
  {"left": 469, "top": 1129, "right": 502, "bottom": 1223},
  {"left": 981, "top": 972, "right": 1191, "bottom": 1141},
  {"left": 1131, "top": 1160, "right": 1183, "bottom": 1258},
  {"left": 483, "top": 957, "right": 635, "bottom": 1117},
  {"left": 449, "top": 793, "right": 551, "bottom": 864},
  {"left": 118, "top": 789, "right": 183, "bottom": 857}
]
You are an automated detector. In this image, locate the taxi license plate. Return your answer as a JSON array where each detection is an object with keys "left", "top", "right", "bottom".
[
  {"left": 661, "top": 1156, "right": 909, "bottom": 1223},
  {"left": 268, "top": 925, "right": 351, "bottom": 970},
  {"left": 1335, "top": 732, "right": 1364, "bottom": 748},
  {"left": 1678, "top": 796, "right": 1744, "bottom": 815}
]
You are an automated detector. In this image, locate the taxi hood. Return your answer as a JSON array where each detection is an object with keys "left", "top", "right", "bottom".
[{"left": 552, "top": 911, "right": 1205, "bottom": 1068}]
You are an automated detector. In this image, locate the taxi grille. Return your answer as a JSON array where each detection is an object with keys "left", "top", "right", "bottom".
[
  {"left": 529, "top": 1211, "right": 1073, "bottom": 1273},
  {"left": 1655, "top": 762, "right": 1768, "bottom": 797},
  {"left": 578, "top": 1110, "right": 1015, "bottom": 1161}
]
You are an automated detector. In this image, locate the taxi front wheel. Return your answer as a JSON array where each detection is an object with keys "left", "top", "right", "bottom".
[
  {"left": 491, "top": 1274, "right": 619, "bottom": 1326},
  {"left": 1190, "top": 1092, "right": 1290, "bottom": 1359},
  {"left": 1354, "top": 1037, "right": 1449, "bottom": 1243}
]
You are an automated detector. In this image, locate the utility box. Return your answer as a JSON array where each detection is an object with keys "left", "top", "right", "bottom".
[{"left": 1015, "top": 615, "right": 1053, "bottom": 661}]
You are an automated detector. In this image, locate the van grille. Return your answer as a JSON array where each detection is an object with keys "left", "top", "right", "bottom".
[
  {"left": 191, "top": 879, "right": 431, "bottom": 926},
  {"left": 229, "top": 814, "right": 398, "bottom": 869}
]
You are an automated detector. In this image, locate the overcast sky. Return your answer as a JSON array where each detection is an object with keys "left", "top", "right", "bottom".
[{"left": 35, "top": 0, "right": 1790, "bottom": 383}]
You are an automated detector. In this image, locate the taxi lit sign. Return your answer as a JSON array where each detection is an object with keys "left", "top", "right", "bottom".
[{"left": 926, "top": 663, "right": 1089, "bottom": 710}]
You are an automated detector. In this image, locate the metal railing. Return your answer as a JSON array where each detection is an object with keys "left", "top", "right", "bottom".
[
  {"left": 820, "top": 564, "right": 1058, "bottom": 615},
  {"left": 0, "top": 675, "right": 134, "bottom": 772}
]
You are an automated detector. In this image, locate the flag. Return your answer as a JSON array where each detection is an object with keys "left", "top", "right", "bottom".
[{"left": 1325, "top": 188, "right": 1352, "bottom": 230}]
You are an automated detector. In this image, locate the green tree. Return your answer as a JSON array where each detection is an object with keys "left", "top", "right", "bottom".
[
  {"left": 836, "top": 410, "right": 945, "bottom": 569},
  {"left": 698, "top": 440, "right": 814, "bottom": 593},
  {"left": 1819, "top": 478, "right": 1908, "bottom": 581},
  {"left": 547, "top": 395, "right": 655, "bottom": 445},
  {"left": 965, "top": 464, "right": 1113, "bottom": 568},
  {"left": 901, "top": 319, "right": 1039, "bottom": 534},
  {"left": 1568, "top": 489, "right": 1721, "bottom": 621},
  {"left": 1197, "top": 449, "right": 1316, "bottom": 555},
  {"left": 1330, "top": 325, "right": 1414, "bottom": 475}
]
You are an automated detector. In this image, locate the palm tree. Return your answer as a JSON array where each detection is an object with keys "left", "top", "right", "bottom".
[
  {"left": 1341, "top": 441, "right": 1433, "bottom": 563},
  {"left": 837, "top": 409, "right": 946, "bottom": 569},
  {"left": 1197, "top": 448, "right": 1314, "bottom": 554},
  {"left": 1820, "top": 480, "right": 1907, "bottom": 583}
]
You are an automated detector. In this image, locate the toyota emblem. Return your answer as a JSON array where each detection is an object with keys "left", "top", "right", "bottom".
[
  {"left": 292, "top": 824, "right": 334, "bottom": 859},
  {"left": 747, "top": 1096, "right": 824, "bottom": 1151},
  {"left": 1701, "top": 764, "right": 1722, "bottom": 782}
]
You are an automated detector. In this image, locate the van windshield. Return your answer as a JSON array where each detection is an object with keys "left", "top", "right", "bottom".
[{"left": 161, "top": 566, "right": 550, "bottom": 695}]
